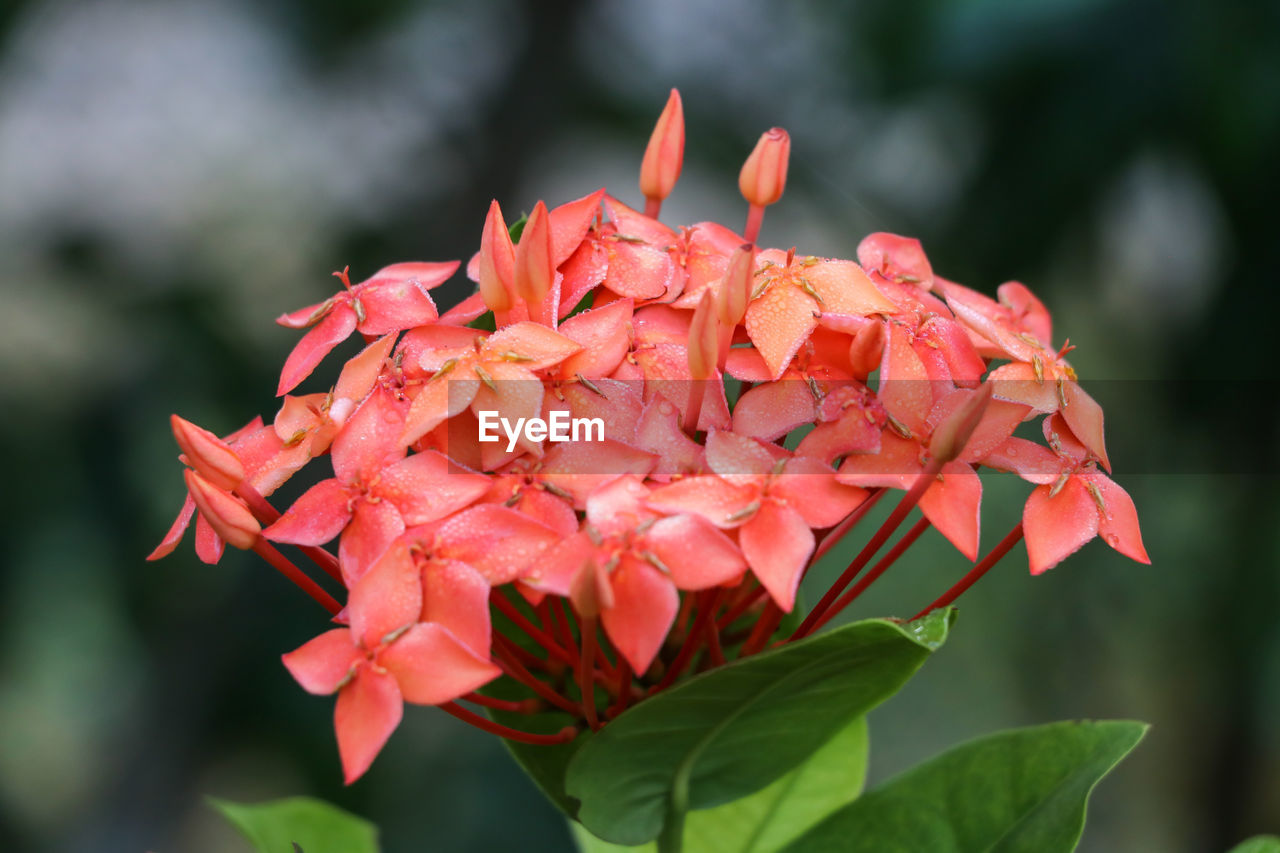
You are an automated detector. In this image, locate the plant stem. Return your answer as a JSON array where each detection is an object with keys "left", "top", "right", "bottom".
[
  {"left": 800, "top": 517, "right": 932, "bottom": 638},
  {"left": 438, "top": 702, "right": 577, "bottom": 745},
  {"left": 490, "top": 591, "right": 575, "bottom": 666},
  {"left": 250, "top": 540, "right": 341, "bottom": 615},
  {"left": 911, "top": 523, "right": 1024, "bottom": 621},
  {"left": 794, "top": 463, "right": 942, "bottom": 638}
]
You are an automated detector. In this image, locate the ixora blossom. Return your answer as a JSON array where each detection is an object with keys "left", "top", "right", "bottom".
[{"left": 150, "top": 88, "right": 1148, "bottom": 786}]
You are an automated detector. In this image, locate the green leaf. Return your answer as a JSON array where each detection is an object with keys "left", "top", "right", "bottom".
[
  {"left": 566, "top": 610, "right": 953, "bottom": 846},
  {"left": 779, "top": 720, "right": 1148, "bottom": 853},
  {"left": 209, "top": 796, "right": 379, "bottom": 853},
  {"left": 1229, "top": 837, "right": 1280, "bottom": 853},
  {"left": 571, "top": 715, "right": 870, "bottom": 853}
]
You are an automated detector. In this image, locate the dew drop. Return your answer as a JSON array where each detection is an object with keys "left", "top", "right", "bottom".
[
  {"left": 1007, "top": 447, "right": 1018, "bottom": 457},
  {"left": 1104, "top": 533, "right": 1120, "bottom": 546}
]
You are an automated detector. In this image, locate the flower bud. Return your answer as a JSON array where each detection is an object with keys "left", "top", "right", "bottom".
[
  {"left": 738, "top": 128, "right": 791, "bottom": 208},
  {"left": 716, "top": 244, "right": 755, "bottom": 327},
  {"left": 929, "top": 383, "right": 995, "bottom": 464},
  {"left": 184, "top": 469, "right": 261, "bottom": 549},
  {"left": 479, "top": 200, "right": 516, "bottom": 312},
  {"left": 570, "top": 560, "right": 614, "bottom": 620},
  {"left": 687, "top": 290, "right": 719, "bottom": 381},
  {"left": 171, "top": 415, "right": 244, "bottom": 491},
  {"left": 848, "top": 321, "right": 885, "bottom": 378},
  {"left": 514, "top": 200, "right": 554, "bottom": 306},
  {"left": 639, "top": 89, "right": 685, "bottom": 206}
]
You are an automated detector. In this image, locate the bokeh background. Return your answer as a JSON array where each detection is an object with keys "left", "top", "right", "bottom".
[{"left": 1, "top": 0, "right": 1277, "bottom": 850}]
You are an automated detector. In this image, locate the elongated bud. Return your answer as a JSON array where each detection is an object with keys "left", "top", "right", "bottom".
[
  {"left": 640, "top": 89, "right": 685, "bottom": 209},
  {"left": 929, "top": 383, "right": 995, "bottom": 463},
  {"left": 570, "top": 561, "right": 614, "bottom": 619},
  {"left": 687, "top": 290, "right": 719, "bottom": 380},
  {"left": 184, "top": 469, "right": 260, "bottom": 549},
  {"left": 739, "top": 128, "right": 790, "bottom": 208},
  {"left": 171, "top": 415, "right": 244, "bottom": 490},
  {"left": 515, "top": 200, "right": 554, "bottom": 306},
  {"left": 716, "top": 243, "right": 755, "bottom": 327},
  {"left": 848, "top": 321, "right": 885, "bottom": 378},
  {"left": 479, "top": 200, "right": 516, "bottom": 312}
]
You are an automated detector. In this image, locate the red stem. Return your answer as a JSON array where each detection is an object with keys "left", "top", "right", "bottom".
[
  {"left": 801, "top": 517, "right": 932, "bottom": 638},
  {"left": 492, "top": 635, "right": 581, "bottom": 715},
  {"left": 611, "top": 659, "right": 633, "bottom": 718},
  {"left": 461, "top": 692, "right": 539, "bottom": 713},
  {"left": 793, "top": 462, "right": 943, "bottom": 638},
  {"left": 911, "top": 523, "right": 1025, "bottom": 621},
  {"left": 251, "top": 540, "right": 341, "bottom": 615},
  {"left": 717, "top": 583, "right": 767, "bottom": 629},
  {"left": 744, "top": 203, "right": 765, "bottom": 244},
  {"left": 438, "top": 702, "right": 578, "bottom": 745},
  {"left": 238, "top": 483, "right": 343, "bottom": 584},
  {"left": 810, "top": 488, "right": 886, "bottom": 567},
  {"left": 655, "top": 590, "right": 719, "bottom": 691},
  {"left": 644, "top": 197, "right": 662, "bottom": 219},
  {"left": 740, "top": 602, "right": 784, "bottom": 657},
  {"left": 579, "top": 616, "right": 601, "bottom": 731},
  {"left": 490, "top": 591, "right": 574, "bottom": 666}
]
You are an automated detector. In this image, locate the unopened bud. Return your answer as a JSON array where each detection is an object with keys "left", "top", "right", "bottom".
[
  {"left": 687, "top": 290, "right": 719, "bottom": 380},
  {"left": 716, "top": 244, "right": 755, "bottom": 327},
  {"left": 929, "top": 383, "right": 995, "bottom": 463},
  {"left": 514, "top": 200, "right": 554, "bottom": 306},
  {"left": 479, "top": 200, "right": 516, "bottom": 312},
  {"left": 184, "top": 469, "right": 261, "bottom": 550},
  {"left": 848, "top": 321, "right": 885, "bottom": 378},
  {"left": 639, "top": 89, "right": 685, "bottom": 206},
  {"left": 570, "top": 561, "right": 614, "bottom": 619},
  {"left": 738, "top": 128, "right": 790, "bottom": 208},
  {"left": 171, "top": 415, "right": 244, "bottom": 491}
]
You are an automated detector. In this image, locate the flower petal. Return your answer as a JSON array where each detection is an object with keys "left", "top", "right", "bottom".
[
  {"left": 745, "top": 283, "right": 818, "bottom": 380},
  {"left": 335, "top": 667, "right": 402, "bottom": 784},
  {"left": 918, "top": 461, "right": 983, "bottom": 561},
  {"left": 601, "top": 556, "right": 678, "bottom": 675},
  {"left": 349, "top": 540, "right": 423, "bottom": 650},
  {"left": 277, "top": 305, "right": 358, "bottom": 396},
  {"left": 644, "top": 515, "right": 746, "bottom": 590},
  {"left": 646, "top": 475, "right": 757, "bottom": 528},
  {"left": 739, "top": 501, "right": 813, "bottom": 612},
  {"left": 378, "top": 622, "right": 501, "bottom": 706},
  {"left": 432, "top": 504, "right": 563, "bottom": 585},
  {"left": 1023, "top": 477, "right": 1099, "bottom": 575},
  {"left": 264, "top": 478, "right": 353, "bottom": 546},
  {"left": 772, "top": 457, "right": 869, "bottom": 528},
  {"left": 1087, "top": 473, "right": 1149, "bottom": 565},
  {"left": 421, "top": 558, "right": 493, "bottom": 658},
  {"left": 282, "top": 628, "right": 358, "bottom": 695},
  {"left": 378, "top": 451, "right": 489, "bottom": 526}
]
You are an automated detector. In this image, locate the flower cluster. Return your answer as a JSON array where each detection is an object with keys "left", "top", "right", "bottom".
[{"left": 151, "top": 89, "right": 1147, "bottom": 783}]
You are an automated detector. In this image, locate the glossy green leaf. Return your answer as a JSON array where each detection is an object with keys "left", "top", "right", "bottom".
[
  {"left": 209, "top": 796, "right": 379, "bottom": 853},
  {"left": 780, "top": 720, "right": 1148, "bottom": 853},
  {"left": 566, "top": 610, "right": 953, "bottom": 845},
  {"left": 571, "top": 715, "right": 869, "bottom": 853},
  {"left": 1228, "top": 837, "right": 1280, "bottom": 853}
]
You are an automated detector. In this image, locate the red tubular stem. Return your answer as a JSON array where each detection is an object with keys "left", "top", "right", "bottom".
[
  {"left": 552, "top": 598, "right": 581, "bottom": 660},
  {"left": 490, "top": 592, "right": 575, "bottom": 666},
  {"left": 744, "top": 203, "right": 765, "bottom": 244},
  {"left": 810, "top": 488, "right": 886, "bottom": 567},
  {"left": 644, "top": 198, "right": 662, "bottom": 219},
  {"left": 802, "top": 517, "right": 932, "bottom": 638},
  {"left": 794, "top": 462, "right": 943, "bottom": 638},
  {"left": 911, "top": 523, "right": 1025, "bottom": 621},
  {"left": 655, "top": 590, "right": 719, "bottom": 691},
  {"left": 492, "top": 636, "right": 582, "bottom": 715},
  {"left": 579, "top": 617, "right": 601, "bottom": 731},
  {"left": 438, "top": 702, "right": 577, "bottom": 745},
  {"left": 717, "top": 584, "right": 767, "bottom": 629},
  {"left": 740, "top": 602, "right": 784, "bottom": 657},
  {"left": 251, "top": 540, "right": 341, "bottom": 615},
  {"left": 461, "top": 692, "right": 538, "bottom": 713},
  {"left": 611, "top": 659, "right": 633, "bottom": 718},
  {"left": 238, "top": 483, "right": 343, "bottom": 584}
]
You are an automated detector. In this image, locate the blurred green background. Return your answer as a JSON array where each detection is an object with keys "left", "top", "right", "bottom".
[{"left": 1, "top": 0, "right": 1277, "bottom": 850}]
